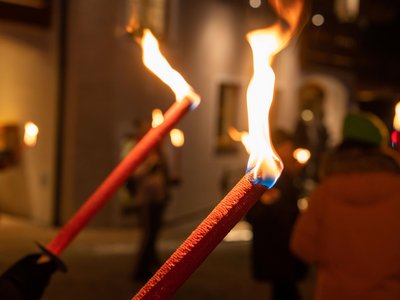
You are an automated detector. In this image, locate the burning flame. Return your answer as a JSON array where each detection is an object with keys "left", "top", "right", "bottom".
[
  {"left": 170, "top": 129, "right": 185, "bottom": 147},
  {"left": 152, "top": 108, "right": 164, "bottom": 128},
  {"left": 245, "top": 0, "right": 304, "bottom": 187},
  {"left": 394, "top": 101, "right": 400, "bottom": 131},
  {"left": 24, "top": 122, "right": 39, "bottom": 147},
  {"left": 140, "top": 29, "right": 200, "bottom": 107}
]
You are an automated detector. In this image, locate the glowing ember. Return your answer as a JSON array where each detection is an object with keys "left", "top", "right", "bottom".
[
  {"left": 394, "top": 101, "right": 400, "bottom": 131},
  {"left": 24, "top": 122, "right": 39, "bottom": 147},
  {"left": 152, "top": 108, "right": 164, "bottom": 128},
  {"left": 140, "top": 29, "right": 200, "bottom": 107},
  {"left": 297, "top": 197, "right": 309, "bottom": 211},
  {"left": 170, "top": 128, "right": 184, "bottom": 147},
  {"left": 293, "top": 148, "right": 311, "bottom": 164},
  {"left": 245, "top": 0, "right": 304, "bottom": 187}
]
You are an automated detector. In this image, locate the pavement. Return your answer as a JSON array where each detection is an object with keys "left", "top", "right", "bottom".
[{"left": 0, "top": 214, "right": 315, "bottom": 300}]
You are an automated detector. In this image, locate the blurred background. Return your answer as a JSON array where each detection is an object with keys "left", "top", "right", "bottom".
[{"left": 0, "top": 0, "right": 399, "bottom": 299}]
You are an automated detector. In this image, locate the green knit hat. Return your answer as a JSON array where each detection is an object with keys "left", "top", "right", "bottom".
[{"left": 342, "top": 111, "right": 389, "bottom": 146}]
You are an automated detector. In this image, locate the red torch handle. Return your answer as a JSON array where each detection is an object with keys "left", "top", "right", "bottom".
[
  {"left": 132, "top": 173, "right": 267, "bottom": 300},
  {"left": 47, "top": 98, "right": 192, "bottom": 256}
]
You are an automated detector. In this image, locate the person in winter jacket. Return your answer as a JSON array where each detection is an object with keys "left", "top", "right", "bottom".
[{"left": 290, "top": 111, "right": 400, "bottom": 300}]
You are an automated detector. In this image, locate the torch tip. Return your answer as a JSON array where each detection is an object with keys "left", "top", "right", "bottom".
[
  {"left": 246, "top": 170, "right": 280, "bottom": 188},
  {"left": 185, "top": 91, "right": 201, "bottom": 110}
]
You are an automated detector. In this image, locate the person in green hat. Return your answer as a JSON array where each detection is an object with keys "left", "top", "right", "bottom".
[{"left": 290, "top": 110, "right": 400, "bottom": 300}]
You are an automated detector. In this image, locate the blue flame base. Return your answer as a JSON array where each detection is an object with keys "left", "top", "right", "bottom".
[{"left": 246, "top": 168, "right": 279, "bottom": 189}]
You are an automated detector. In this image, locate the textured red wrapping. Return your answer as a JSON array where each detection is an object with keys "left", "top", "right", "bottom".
[
  {"left": 132, "top": 173, "right": 267, "bottom": 300},
  {"left": 47, "top": 98, "right": 192, "bottom": 256}
]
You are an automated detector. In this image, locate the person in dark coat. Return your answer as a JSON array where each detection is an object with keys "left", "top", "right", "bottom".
[{"left": 246, "top": 129, "right": 307, "bottom": 300}]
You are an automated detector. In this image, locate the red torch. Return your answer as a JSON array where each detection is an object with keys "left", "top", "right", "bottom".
[
  {"left": 41, "top": 29, "right": 200, "bottom": 258},
  {"left": 392, "top": 101, "right": 400, "bottom": 152},
  {"left": 132, "top": 1, "right": 305, "bottom": 299}
]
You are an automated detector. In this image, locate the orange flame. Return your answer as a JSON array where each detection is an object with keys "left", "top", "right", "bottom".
[
  {"left": 140, "top": 29, "right": 200, "bottom": 107},
  {"left": 245, "top": 0, "right": 304, "bottom": 186},
  {"left": 394, "top": 101, "right": 400, "bottom": 131}
]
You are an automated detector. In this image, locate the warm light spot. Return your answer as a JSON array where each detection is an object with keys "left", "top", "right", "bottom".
[
  {"left": 151, "top": 108, "right": 164, "bottom": 128},
  {"left": 249, "top": 0, "right": 262, "bottom": 9},
  {"left": 297, "top": 197, "right": 309, "bottom": 211},
  {"left": 125, "top": 25, "right": 134, "bottom": 34},
  {"left": 301, "top": 109, "right": 314, "bottom": 122},
  {"left": 293, "top": 148, "right": 311, "bottom": 164},
  {"left": 140, "top": 29, "right": 200, "bottom": 107},
  {"left": 24, "top": 122, "right": 39, "bottom": 147},
  {"left": 228, "top": 127, "right": 250, "bottom": 152},
  {"left": 312, "top": 14, "right": 325, "bottom": 26},
  {"left": 393, "top": 101, "right": 400, "bottom": 131},
  {"left": 170, "top": 129, "right": 184, "bottom": 147},
  {"left": 228, "top": 127, "right": 243, "bottom": 142}
]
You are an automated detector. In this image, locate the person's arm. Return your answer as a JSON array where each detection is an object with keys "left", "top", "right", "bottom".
[
  {"left": 0, "top": 253, "right": 62, "bottom": 300},
  {"left": 290, "top": 187, "right": 324, "bottom": 264}
]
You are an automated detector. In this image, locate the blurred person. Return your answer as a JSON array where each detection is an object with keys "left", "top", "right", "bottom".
[
  {"left": 291, "top": 111, "right": 400, "bottom": 300},
  {"left": 0, "top": 253, "right": 62, "bottom": 300},
  {"left": 122, "top": 119, "right": 174, "bottom": 282},
  {"left": 246, "top": 129, "right": 308, "bottom": 300},
  {"left": 294, "top": 82, "right": 329, "bottom": 183}
]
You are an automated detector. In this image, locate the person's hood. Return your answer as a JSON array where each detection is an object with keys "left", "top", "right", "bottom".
[{"left": 323, "top": 148, "right": 399, "bottom": 176}]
